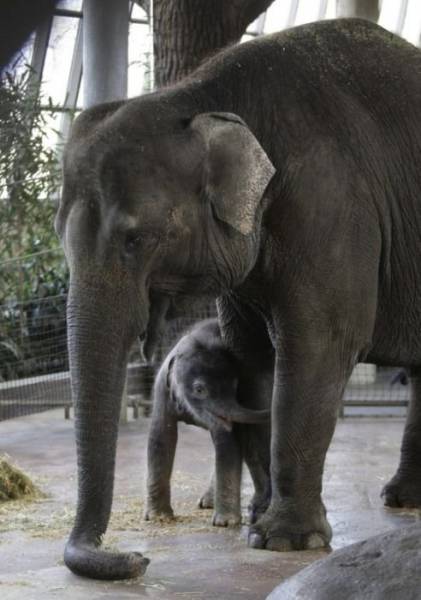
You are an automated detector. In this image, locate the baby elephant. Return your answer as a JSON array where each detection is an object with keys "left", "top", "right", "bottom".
[{"left": 145, "top": 318, "right": 270, "bottom": 526}]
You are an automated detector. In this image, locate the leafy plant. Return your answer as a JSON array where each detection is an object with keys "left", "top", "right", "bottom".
[
  {"left": 0, "top": 64, "right": 66, "bottom": 305},
  {"left": 0, "top": 64, "right": 69, "bottom": 380}
]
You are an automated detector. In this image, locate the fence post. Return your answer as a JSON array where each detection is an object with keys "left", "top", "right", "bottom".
[{"left": 120, "top": 375, "right": 128, "bottom": 424}]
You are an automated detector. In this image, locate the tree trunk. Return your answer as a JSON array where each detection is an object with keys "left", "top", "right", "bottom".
[
  {"left": 336, "top": 0, "right": 379, "bottom": 22},
  {"left": 153, "top": 0, "right": 275, "bottom": 88}
]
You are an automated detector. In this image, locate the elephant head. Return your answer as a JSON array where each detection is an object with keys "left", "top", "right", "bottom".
[
  {"left": 168, "top": 342, "right": 271, "bottom": 432},
  {"left": 56, "top": 97, "right": 275, "bottom": 579}
]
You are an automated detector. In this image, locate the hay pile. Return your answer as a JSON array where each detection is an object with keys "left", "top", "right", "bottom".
[{"left": 0, "top": 456, "right": 39, "bottom": 502}]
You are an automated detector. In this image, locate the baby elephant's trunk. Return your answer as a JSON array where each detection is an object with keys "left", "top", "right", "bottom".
[{"left": 220, "top": 403, "right": 270, "bottom": 424}]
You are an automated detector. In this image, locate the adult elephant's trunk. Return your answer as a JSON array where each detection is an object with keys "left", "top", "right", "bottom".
[{"left": 63, "top": 278, "right": 149, "bottom": 580}]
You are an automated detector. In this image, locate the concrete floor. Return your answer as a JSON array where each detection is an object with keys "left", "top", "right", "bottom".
[{"left": 0, "top": 410, "right": 420, "bottom": 600}]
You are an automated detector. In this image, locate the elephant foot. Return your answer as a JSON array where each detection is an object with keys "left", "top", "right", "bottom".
[
  {"left": 198, "top": 490, "right": 214, "bottom": 509},
  {"left": 248, "top": 501, "right": 332, "bottom": 552},
  {"left": 144, "top": 504, "right": 174, "bottom": 521},
  {"left": 248, "top": 491, "right": 271, "bottom": 524},
  {"left": 381, "top": 473, "right": 421, "bottom": 508},
  {"left": 212, "top": 510, "right": 241, "bottom": 527},
  {"left": 64, "top": 537, "right": 149, "bottom": 580}
]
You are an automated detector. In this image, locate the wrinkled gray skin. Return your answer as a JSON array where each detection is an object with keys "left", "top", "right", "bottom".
[
  {"left": 145, "top": 318, "right": 271, "bottom": 527},
  {"left": 57, "top": 19, "right": 421, "bottom": 580}
]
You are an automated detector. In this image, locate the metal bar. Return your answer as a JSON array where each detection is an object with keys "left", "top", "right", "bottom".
[
  {"left": 58, "top": 15, "right": 83, "bottom": 146},
  {"left": 345, "top": 400, "right": 408, "bottom": 407},
  {"left": 83, "top": 0, "right": 129, "bottom": 108},
  {"left": 54, "top": 8, "right": 83, "bottom": 18},
  {"left": 63, "top": 19, "right": 83, "bottom": 107},
  {"left": 40, "top": 104, "right": 81, "bottom": 113},
  {"left": 30, "top": 14, "right": 53, "bottom": 84}
]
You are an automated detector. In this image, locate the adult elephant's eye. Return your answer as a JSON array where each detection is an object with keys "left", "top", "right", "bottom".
[{"left": 124, "top": 231, "right": 142, "bottom": 254}]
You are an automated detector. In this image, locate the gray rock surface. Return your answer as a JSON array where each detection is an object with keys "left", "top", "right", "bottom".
[{"left": 267, "top": 523, "right": 421, "bottom": 600}]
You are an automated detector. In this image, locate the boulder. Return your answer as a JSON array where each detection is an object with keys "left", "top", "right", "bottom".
[{"left": 267, "top": 524, "right": 421, "bottom": 600}]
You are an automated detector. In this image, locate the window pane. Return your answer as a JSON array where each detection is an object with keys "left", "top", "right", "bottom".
[
  {"left": 42, "top": 111, "right": 63, "bottom": 152},
  {"left": 264, "top": 0, "right": 296, "bottom": 32},
  {"left": 325, "top": 0, "right": 336, "bottom": 19},
  {"left": 41, "top": 16, "right": 80, "bottom": 106},
  {"left": 128, "top": 22, "right": 152, "bottom": 97},
  {"left": 295, "top": 0, "right": 323, "bottom": 25}
]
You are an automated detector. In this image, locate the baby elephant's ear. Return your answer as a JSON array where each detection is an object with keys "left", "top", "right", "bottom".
[
  {"left": 166, "top": 356, "right": 176, "bottom": 389},
  {"left": 191, "top": 112, "right": 275, "bottom": 235}
]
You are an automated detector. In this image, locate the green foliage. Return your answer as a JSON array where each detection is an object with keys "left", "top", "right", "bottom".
[
  {"left": 0, "top": 65, "right": 67, "bottom": 305},
  {"left": 0, "top": 65, "right": 70, "bottom": 380}
]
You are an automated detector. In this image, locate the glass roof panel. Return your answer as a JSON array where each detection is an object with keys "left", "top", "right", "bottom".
[
  {"left": 57, "top": 0, "right": 83, "bottom": 10},
  {"left": 131, "top": 3, "right": 148, "bottom": 21},
  {"left": 41, "top": 16, "right": 79, "bottom": 106}
]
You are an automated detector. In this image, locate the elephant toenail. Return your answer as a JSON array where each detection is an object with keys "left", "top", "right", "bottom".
[
  {"left": 307, "top": 533, "right": 326, "bottom": 549},
  {"left": 248, "top": 533, "right": 264, "bottom": 548},
  {"left": 266, "top": 537, "right": 293, "bottom": 552}
]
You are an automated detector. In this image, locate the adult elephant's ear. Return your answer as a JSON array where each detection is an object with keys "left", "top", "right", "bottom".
[{"left": 191, "top": 112, "right": 275, "bottom": 235}]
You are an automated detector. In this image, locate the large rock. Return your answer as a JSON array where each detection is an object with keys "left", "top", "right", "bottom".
[{"left": 267, "top": 524, "right": 421, "bottom": 600}]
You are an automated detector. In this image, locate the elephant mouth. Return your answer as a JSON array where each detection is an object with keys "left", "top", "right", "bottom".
[{"left": 208, "top": 411, "right": 233, "bottom": 432}]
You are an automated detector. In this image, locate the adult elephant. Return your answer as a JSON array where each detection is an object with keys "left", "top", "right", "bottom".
[{"left": 57, "top": 18, "right": 421, "bottom": 579}]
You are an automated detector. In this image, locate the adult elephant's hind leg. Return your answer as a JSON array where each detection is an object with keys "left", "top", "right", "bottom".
[
  {"left": 249, "top": 335, "right": 356, "bottom": 552},
  {"left": 382, "top": 368, "right": 421, "bottom": 508}
]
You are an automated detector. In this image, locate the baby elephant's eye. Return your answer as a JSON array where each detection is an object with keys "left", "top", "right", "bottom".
[{"left": 192, "top": 381, "right": 208, "bottom": 399}]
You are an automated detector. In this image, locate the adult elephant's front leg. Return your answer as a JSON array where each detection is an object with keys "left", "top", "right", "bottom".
[
  {"left": 236, "top": 369, "right": 272, "bottom": 524},
  {"left": 249, "top": 341, "right": 353, "bottom": 551}
]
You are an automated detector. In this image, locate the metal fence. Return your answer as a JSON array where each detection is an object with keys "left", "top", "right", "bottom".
[
  {"left": 0, "top": 271, "right": 411, "bottom": 421},
  {"left": 0, "top": 266, "right": 217, "bottom": 420}
]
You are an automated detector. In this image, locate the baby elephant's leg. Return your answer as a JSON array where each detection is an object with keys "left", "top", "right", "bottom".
[
  {"left": 198, "top": 470, "right": 215, "bottom": 509},
  {"left": 144, "top": 400, "right": 178, "bottom": 520},
  {"left": 211, "top": 429, "right": 242, "bottom": 526}
]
